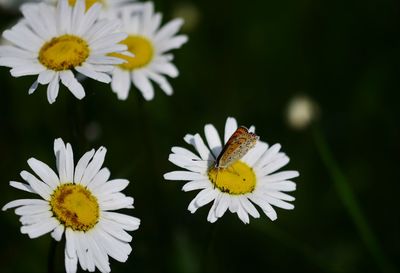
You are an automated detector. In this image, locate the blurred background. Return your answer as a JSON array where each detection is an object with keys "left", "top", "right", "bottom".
[{"left": 0, "top": 0, "right": 399, "bottom": 272}]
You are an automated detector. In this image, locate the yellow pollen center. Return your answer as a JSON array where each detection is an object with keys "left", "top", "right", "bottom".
[
  {"left": 39, "top": 35, "right": 90, "bottom": 71},
  {"left": 110, "top": 35, "right": 154, "bottom": 71},
  {"left": 68, "top": 0, "right": 104, "bottom": 10},
  {"left": 208, "top": 161, "right": 256, "bottom": 195},
  {"left": 50, "top": 183, "right": 99, "bottom": 231}
]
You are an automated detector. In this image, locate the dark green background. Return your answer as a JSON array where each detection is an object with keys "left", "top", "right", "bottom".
[{"left": 0, "top": 0, "right": 399, "bottom": 272}]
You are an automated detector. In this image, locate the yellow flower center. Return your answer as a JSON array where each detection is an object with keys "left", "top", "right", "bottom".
[
  {"left": 68, "top": 0, "right": 104, "bottom": 10},
  {"left": 38, "top": 35, "right": 90, "bottom": 71},
  {"left": 110, "top": 35, "right": 154, "bottom": 71},
  {"left": 208, "top": 161, "right": 256, "bottom": 195},
  {"left": 50, "top": 183, "right": 99, "bottom": 231}
]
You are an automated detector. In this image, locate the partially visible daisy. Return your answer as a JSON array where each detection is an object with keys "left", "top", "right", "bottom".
[
  {"left": 3, "top": 138, "right": 140, "bottom": 273},
  {"left": 109, "top": 2, "right": 188, "bottom": 100},
  {"left": 164, "top": 117, "right": 299, "bottom": 224},
  {"left": 46, "top": 0, "right": 133, "bottom": 14},
  {"left": 0, "top": 0, "right": 129, "bottom": 104}
]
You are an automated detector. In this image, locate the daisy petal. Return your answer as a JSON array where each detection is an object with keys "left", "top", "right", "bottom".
[{"left": 224, "top": 117, "right": 238, "bottom": 143}]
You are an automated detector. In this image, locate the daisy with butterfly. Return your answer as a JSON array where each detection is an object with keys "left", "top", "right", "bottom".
[{"left": 164, "top": 117, "right": 299, "bottom": 224}]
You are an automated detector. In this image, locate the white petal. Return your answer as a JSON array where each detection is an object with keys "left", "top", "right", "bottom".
[
  {"left": 10, "top": 64, "right": 46, "bottom": 77},
  {"left": 95, "top": 229, "right": 131, "bottom": 263},
  {"left": 264, "top": 181, "right": 296, "bottom": 192},
  {"left": 0, "top": 45, "right": 36, "bottom": 58},
  {"left": 57, "top": 0, "right": 72, "bottom": 34},
  {"left": 188, "top": 188, "right": 217, "bottom": 213},
  {"left": 146, "top": 71, "right": 173, "bottom": 96},
  {"left": 101, "top": 196, "right": 134, "bottom": 211},
  {"left": 75, "top": 64, "right": 111, "bottom": 83},
  {"left": 86, "top": 168, "right": 110, "bottom": 190},
  {"left": 111, "top": 69, "right": 131, "bottom": 100},
  {"left": 260, "top": 171, "right": 300, "bottom": 183},
  {"left": 237, "top": 204, "right": 250, "bottom": 224},
  {"left": 94, "top": 179, "right": 129, "bottom": 195},
  {"left": 60, "top": 70, "right": 85, "bottom": 100},
  {"left": 86, "top": 231, "right": 110, "bottom": 273},
  {"left": 168, "top": 154, "right": 206, "bottom": 173},
  {"left": 46, "top": 72, "right": 60, "bottom": 104},
  {"left": 38, "top": 70, "right": 56, "bottom": 85},
  {"left": 182, "top": 180, "right": 211, "bottom": 192},
  {"left": 207, "top": 198, "right": 218, "bottom": 223},
  {"left": 132, "top": 71, "right": 154, "bottom": 101},
  {"left": 21, "top": 217, "right": 58, "bottom": 238},
  {"left": 224, "top": 117, "right": 238, "bottom": 143},
  {"left": 157, "top": 35, "right": 188, "bottom": 53},
  {"left": 80, "top": 147, "right": 106, "bottom": 185},
  {"left": 65, "top": 230, "right": 78, "bottom": 273},
  {"left": 90, "top": 32, "right": 127, "bottom": 51},
  {"left": 99, "top": 219, "right": 132, "bottom": 242},
  {"left": 78, "top": 3, "right": 102, "bottom": 36},
  {"left": 239, "top": 196, "right": 260, "bottom": 219},
  {"left": 74, "top": 149, "right": 95, "bottom": 183},
  {"left": 195, "top": 188, "right": 218, "bottom": 207},
  {"left": 151, "top": 62, "right": 179, "bottom": 78},
  {"left": 204, "top": 124, "right": 222, "bottom": 158},
  {"left": 264, "top": 196, "right": 295, "bottom": 210},
  {"left": 15, "top": 204, "right": 50, "bottom": 216},
  {"left": 171, "top": 146, "right": 201, "bottom": 161},
  {"left": 193, "top": 134, "right": 212, "bottom": 161},
  {"left": 29, "top": 80, "right": 39, "bottom": 94},
  {"left": 20, "top": 211, "right": 53, "bottom": 225},
  {"left": 154, "top": 18, "right": 184, "bottom": 43},
  {"left": 258, "top": 155, "right": 290, "bottom": 177},
  {"left": 267, "top": 191, "right": 295, "bottom": 202},
  {"left": 164, "top": 171, "right": 205, "bottom": 181},
  {"left": 27, "top": 158, "right": 59, "bottom": 189},
  {"left": 2, "top": 199, "right": 47, "bottom": 211},
  {"left": 9, "top": 181, "right": 34, "bottom": 193},
  {"left": 51, "top": 224, "right": 65, "bottom": 241},
  {"left": 215, "top": 193, "right": 230, "bottom": 218},
  {"left": 102, "top": 212, "right": 140, "bottom": 231},
  {"left": 20, "top": 171, "right": 52, "bottom": 200},
  {"left": 254, "top": 144, "right": 281, "bottom": 168},
  {"left": 241, "top": 141, "right": 269, "bottom": 166}
]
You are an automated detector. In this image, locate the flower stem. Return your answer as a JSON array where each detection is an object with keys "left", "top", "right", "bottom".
[
  {"left": 47, "top": 239, "right": 58, "bottom": 273},
  {"left": 312, "top": 125, "right": 396, "bottom": 273},
  {"left": 201, "top": 222, "right": 219, "bottom": 273}
]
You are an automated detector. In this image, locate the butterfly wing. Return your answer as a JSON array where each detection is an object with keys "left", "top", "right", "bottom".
[{"left": 216, "top": 126, "right": 258, "bottom": 168}]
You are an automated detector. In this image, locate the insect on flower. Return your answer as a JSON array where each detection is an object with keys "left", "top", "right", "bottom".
[
  {"left": 212, "top": 126, "right": 259, "bottom": 173},
  {"left": 164, "top": 117, "right": 299, "bottom": 223}
]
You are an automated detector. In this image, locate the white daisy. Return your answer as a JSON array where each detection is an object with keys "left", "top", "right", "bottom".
[
  {"left": 46, "top": 0, "right": 133, "bottom": 14},
  {"left": 164, "top": 117, "right": 300, "bottom": 224},
  {"left": 2, "top": 138, "right": 140, "bottom": 273},
  {"left": 0, "top": 0, "right": 129, "bottom": 104},
  {"left": 109, "top": 2, "right": 188, "bottom": 100}
]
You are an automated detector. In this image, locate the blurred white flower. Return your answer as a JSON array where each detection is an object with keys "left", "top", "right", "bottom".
[
  {"left": 164, "top": 117, "right": 299, "bottom": 224},
  {"left": 109, "top": 2, "right": 188, "bottom": 100},
  {"left": 0, "top": 0, "right": 129, "bottom": 103},
  {"left": 286, "top": 95, "right": 319, "bottom": 130},
  {"left": 172, "top": 3, "right": 200, "bottom": 32},
  {"left": 3, "top": 138, "right": 140, "bottom": 273}
]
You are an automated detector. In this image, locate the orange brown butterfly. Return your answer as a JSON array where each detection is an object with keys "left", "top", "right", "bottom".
[{"left": 213, "top": 126, "right": 259, "bottom": 171}]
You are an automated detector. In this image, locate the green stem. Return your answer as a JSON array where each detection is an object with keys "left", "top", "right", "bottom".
[
  {"left": 313, "top": 125, "right": 396, "bottom": 273},
  {"left": 47, "top": 239, "right": 58, "bottom": 273},
  {"left": 201, "top": 223, "right": 219, "bottom": 273},
  {"left": 252, "top": 222, "right": 331, "bottom": 271}
]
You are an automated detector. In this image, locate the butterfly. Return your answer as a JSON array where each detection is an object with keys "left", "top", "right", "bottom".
[{"left": 214, "top": 126, "right": 259, "bottom": 170}]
